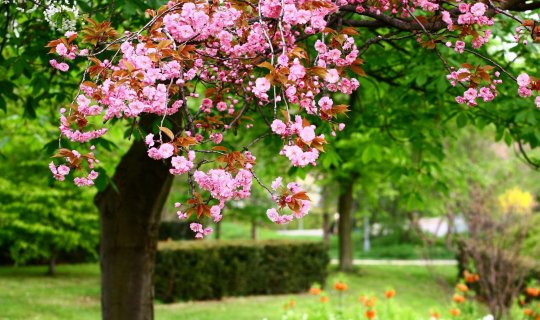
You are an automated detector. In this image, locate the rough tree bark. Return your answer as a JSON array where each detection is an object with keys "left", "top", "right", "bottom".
[
  {"left": 95, "top": 138, "right": 173, "bottom": 320},
  {"left": 338, "top": 178, "right": 355, "bottom": 272}
]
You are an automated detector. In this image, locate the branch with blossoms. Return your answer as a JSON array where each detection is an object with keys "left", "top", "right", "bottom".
[{"left": 47, "top": 0, "right": 540, "bottom": 237}]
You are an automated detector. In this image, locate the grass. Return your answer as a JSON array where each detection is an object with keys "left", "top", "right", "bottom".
[
  {"left": 0, "top": 263, "right": 458, "bottom": 320},
  {"left": 218, "top": 220, "right": 455, "bottom": 260}
]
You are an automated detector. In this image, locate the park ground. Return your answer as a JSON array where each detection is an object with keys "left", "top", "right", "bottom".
[
  {"left": 0, "top": 221, "right": 460, "bottom": 320},
  {"left": 0, "top": 264, "right": 458, "bottom": 320}
]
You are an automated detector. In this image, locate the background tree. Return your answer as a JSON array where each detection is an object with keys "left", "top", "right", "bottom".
[{"left": 0, "top": 106, "right": 98, "bottom": 275}]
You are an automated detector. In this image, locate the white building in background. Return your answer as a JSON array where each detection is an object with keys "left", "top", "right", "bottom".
[{"left": 418, "top": 216, "right": 468, "bottom": 237}]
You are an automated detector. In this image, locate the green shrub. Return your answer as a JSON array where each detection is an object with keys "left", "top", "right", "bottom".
[
  {"left": 154, "top": 240, "right": 329, "bottom": 302},
  {"left": 158, "top": 221, "right": 194, "bottom": 241}
]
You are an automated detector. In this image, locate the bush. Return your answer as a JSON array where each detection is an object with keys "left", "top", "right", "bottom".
[
  {"left": 158, "top": 221, "right": 193, "bottom": 241},
  {"left": 154, "top": 240, "right": 329, "bottom": 302}
]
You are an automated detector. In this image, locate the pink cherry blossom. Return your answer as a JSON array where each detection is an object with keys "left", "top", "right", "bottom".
[{"left": 517, "top": 73, "right": 530, "bottom": 87}]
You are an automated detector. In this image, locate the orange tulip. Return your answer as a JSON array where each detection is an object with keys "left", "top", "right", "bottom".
[
  {"left": 452, "top": 294, "right": 466, "bottom": 303},
  {"left": 309, "top": 287, "right": 322, "bottom": 295},
  {"left": 450, "top": 308, "right": 461, "bottom": 317},
  {"left": 320, "top": 296, "right": 329, "bottom": 303},
  {"left": 385, "top": 289, "right": 396, "bottom": 299},
  {"left": 334, "top": 281, "right": 348, "bottom": 291},
  {"left": 524, "top": 308, "right": 533, "bottom": 316},
  {"left": 430, "top": 311, "right": 441, "bottom": 319},
  {"left": 365, "top": 309, "right": 376, "bottom": 319},
  {"left": 455, "top": 284, "right": 468, "bottom": 292},
  {"left": 463, "top": 271, "right": 480, "bottom": 283},
  {"left": 364, "top": 297, "right": 377, "bottom": 308},
  {"left": 526, "top": 287, "right": 540, "bottom": 297}
]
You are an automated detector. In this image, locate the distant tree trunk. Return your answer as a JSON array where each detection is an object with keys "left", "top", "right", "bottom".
[
  {"left": 321, "top": 185, "right": 331, "bottom": 245},
  {"left": 95, "top": 138, "right": 173, "bottom": 320},
  {"left": 338, "top": 178, "right": 355, "bottom": 272},
  {"left": 215, "top": 219, "right": 221, "bottom": 240},
  {"left": 363, "top": 215, "right": 371, "bottom": 252},
  {"left": 322, "top": 213, "right": 330, "bottom": 245},
  {"left": 47, "top": 251, "right": 57, "bottom": 276},
  {"left": 251, "top": 218, "right": 257, "bottom": 240}
]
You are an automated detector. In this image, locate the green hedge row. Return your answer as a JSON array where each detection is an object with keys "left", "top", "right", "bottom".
[{"left": 154, "top": 240, "right": 329, "bottom": 302}]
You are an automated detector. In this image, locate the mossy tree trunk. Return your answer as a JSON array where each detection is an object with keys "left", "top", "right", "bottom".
[{"left": 95, "top": 139, "right": 173, "bottom": 320}]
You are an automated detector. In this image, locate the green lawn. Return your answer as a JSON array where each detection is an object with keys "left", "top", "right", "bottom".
[{"left": 0, "top": 263, "right": 457, "bottom": 320}]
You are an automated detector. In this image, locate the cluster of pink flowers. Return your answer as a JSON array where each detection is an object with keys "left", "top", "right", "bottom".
[
  {"left": 193, "top": 168, "right": 253, "bottom": 204},
  {"left": 260, "top": 0, "right": 337, "bottom": 33},
  {"left": 415, "top": 0, "right": 439, "bottom": 12},
  {"left": 446, "top": 66, "right": 503, "bottom": 106},
  {"left": 73, "top": 171, "right": 99, "bottom": 187},
  {"left": 147, "top": 143, "right": 175, "bottom": 160},
  {"left": 281, "top": 145, "right": 320, "bottom": 167},
  {"left": 52, "top": 0, "right": 540, "bottom": 238},
  {"left": 266, "top": 177, "right": 311, "bottom": 224},
  {"left": 189, "top": 223, "right": 213, "bottom": 239},
  {"left": 46, "top": 0, "right": 540, "bottom": 239},
  {"left": 170, "top": 151, "right": 195, "bottom": 175},
  {"left": 49, "top": 59, "right": 70, "bottom": 72},
  {"left": 49, "top": 162, "right": 71, "bottom": 181},
  {"left": 442, "top": 2, "right": 493, "bottom": 51},
  {"left": 59, "top": 108, "right": 108, "bottom": 143},
  {"left": 517, "top": 73, "right": 533, "bottom": 97},
  {"left": 516, "top": 73, "right": 540, "bottom": 108},
  {"left": 49, "top": 146, "right": 100, "bottom": 186},
  {"left": 455, "top": 87, "right": 497, "bottom": 106},
  {"left": 49, "top": 31, "right": 86, "bottom": 72},
  {"left": 271, "top": 116, "right": 326, "bottom": 167}
]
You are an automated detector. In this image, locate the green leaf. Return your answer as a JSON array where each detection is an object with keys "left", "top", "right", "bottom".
[
  {"left": 495, "top": 127, "right": 505, "bottom": 142},
  {"left": 456, "top": 113, "right": 468, "bottom": 128},
  {"left": 416, "top": 73, "right": 427, "bottom": 87},
  {"left": 436, "top": 77, "right": 448, "bottom": 94},
  {"left": 515, "top": 110, "right": 528, "bottom": 123},
  {"left": 94, "top": 167, "right": 110, "bottom": 192},
  {"left": 503, "top": 131, "right": 513, "bottom": 146},
  {"left": 23, "top": 97, "right": 37, "bottom": 119},
  {"left": 361, "top": 145, "right": 381, "bottom": 164},
  {"left": 0, "top": 96, "right": 5, "bottom": 112},
  {"left": 94, "top": 138, "right": 118, "bottom": 151}
]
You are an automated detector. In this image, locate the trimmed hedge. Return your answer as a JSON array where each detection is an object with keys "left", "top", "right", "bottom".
[{"left": 154, "top": 240, "right": 329, "bottom": 302}]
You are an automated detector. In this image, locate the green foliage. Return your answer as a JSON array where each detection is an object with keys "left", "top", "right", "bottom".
[
  {"left": 154, "top": 240, "right": 329, "bottom": 302},
  {"left": 0, "top": 160, "right": 99, "bottom": 265},
  {"left": 158, "top": 221, "right": 193, "bottom": 241},
  {"left": 0, "top": 99, "right": 99, "bottom": 266}
]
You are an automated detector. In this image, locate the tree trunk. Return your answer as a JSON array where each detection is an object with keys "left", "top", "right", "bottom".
[
  {"left": 363, "top": 215, "right": 371, "bottom": 252},
  {"left": 251, "top": 218, "right": 257, "bottom": 240},
  {"left": 95, "top": 139, "right": 173, "bottom": 320},
  {"left": 322, "top": 213, "right": 330, "bottom": 245},
  {"left": 321, "top": 185, "right": 331, "bottom": 245},
  {"left": 215, "top": 219, "right": 221, "bottom": 240},
  {"left": 338, "top": 179, "right": 355, "bottom": 272},
  {"left": 47, "top": 251, "right": 57, "bottom": 276}
]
